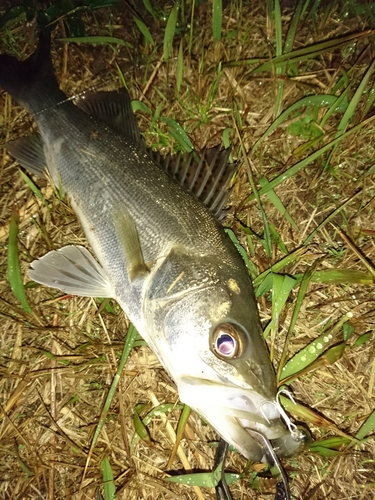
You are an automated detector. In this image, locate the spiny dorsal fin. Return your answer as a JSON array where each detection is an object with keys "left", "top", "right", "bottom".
[
  {"left": 148, "top": 147, "right": 237, "bottom": 220},
  {"left": 74, "top": 88, "right": 237, "bottom": 219}
]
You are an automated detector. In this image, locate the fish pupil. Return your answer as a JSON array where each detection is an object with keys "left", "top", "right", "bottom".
[{"left": 216, "top": 333, "right": 235, "bottom": 356}]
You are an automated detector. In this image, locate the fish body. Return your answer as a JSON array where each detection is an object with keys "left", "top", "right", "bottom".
[{"left": 0, "top": 33, "right": 304, "bottom": 461}]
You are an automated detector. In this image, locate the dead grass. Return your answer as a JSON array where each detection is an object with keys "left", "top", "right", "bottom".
[{"left": 0, "top": 1, "right": 375, "bottom": 499}]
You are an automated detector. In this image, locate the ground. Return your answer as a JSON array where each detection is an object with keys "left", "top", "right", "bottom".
[{"left": 0, "top": 1, "right": 374, "bottom": 499}]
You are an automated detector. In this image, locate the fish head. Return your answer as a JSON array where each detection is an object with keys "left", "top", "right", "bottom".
[{"left": 144, "top": 246, "right": 304, "bottom": 461}]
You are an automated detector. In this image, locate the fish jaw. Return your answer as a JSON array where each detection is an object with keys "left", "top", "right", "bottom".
[
  {"left": 177, "top": 376, "right": 291, "bottom": 460},
  {"left": 143, "top": 246, "right": 300, "bottom": 460}
]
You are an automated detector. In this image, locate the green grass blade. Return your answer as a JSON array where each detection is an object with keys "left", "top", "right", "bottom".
[
  {"left": 130, "top": 402, "right": 184, "bottom": 453},
  {"left": 322, "top": 59, "right": 375, "bottom": 170},
  {"left": 273, "top": 0, "right": 284, "bottom": 118},
  {"left": 19, "top": 170, "right": 45, "bottom": 203},
  {"left": 144, "top": 403, "right": 184, "bottom": 422},
  {"left": 84, "top": 324, "right": 139, "bottom": 475},
  {"left": 163, "top": 1, "right": 179, "bottom": 61},
  {"left": 162, "top": 117, "right": 194, "bottom": 151},
  {"left": 252, "top": 95, "right": 339, "bottom": 149},
  {"left": 259, "top": 177, "right": 298, "bottom": 230},
  {"left": 222, "top": 128, "right": 232, "bottom": 149},
  {"left": 255, "top": 272, "right": 273, "bottom": 298},
  {"left": 283, "top": 0, "right": 303, "bottom": 54},
  {"left": 307, "top": 268, "right": 374, "bottom": 285},
  {"left": 236, "top": 131, "right": 272, "bottom": 258},
  {"left": 274, "top": 0, "right": 282, "bottom": 57},
  {"left": 305, "top": 0, "right": 321, "bottom": 22},
  {"left": 212, "top": 0, "right": 222, "bottom": 41},
  {"left": 176, "top": 39, "right": 183, "bottom": 93},
  {"left": 279, "top": 395, "right": 353, "bottom": 437},
  {"left": 188, "top": 0, "right": 195, "bottom": 53},
  {"left": 253, "top": 247, "right": 308, "bottom": 292},
  {"left": 133, "top": 408, "right": 151, "bottom": 442},
  {"left": 131, "top": 100, "right": 152, "bottom": 114},
  {"left": 263, "top": 274, "right": 296, "bottom": 363},
  {"left": 356, "top": 410, "right": 375, "bottom": 440},
  {"left": 7, "top": 212, "right": 32, "bottom": 314},
  {"left": 167, "top": 404, "right": 191, "bottom": 467},
  {"left": 114, "top": 59, "right": 128, "bottom": 91},
  {"left": 165, "top": 464, "right": 240, "bottom": 487},
  {"left": 280, "top": 335, "right": 331, "bottom": 381},
  {"left": 249, "top": 115, "right": 375, "bottom": 202},
  {"left": 100, "top": 457, "right": 116, "bottom": 500},
  {"left": 75, "top": 0, "right": 120, "bottom": 9},
  {"left": 251, "top": 31, "right": 375, "bottom": 73},
  {"left": 280, "top": 309, "right": 353, "bottom": 382},
  {"left": 268, "top": 221, "right": 288, "bottom": 254},
  {"left": 58, "top": 36, "right": 125, "bottom": 45},
  {"left": 362, "top": 79, "right": 375, "bottom": 118},
  {"left": 142, "top": 0, "right": 157, "bottom": 19},
  {"left": 353, "top": 333, "right": 372, "bottom": 348},
  {"left": 225, "top": 228, "right": 258, "bottom": 277},
  {"left": 319, "top": 87, "right": 350, "bottom": 129},
  {"left": 222, "top": 30, "right": 375, "bottom": 71},
  {"left": 310, "top": 446, "right": 344, "bottom": 457},
  {"left": 133, "top": 17, "right": 154, "bottom": 46},
  {"left": 311, "top": 436, "right": 351, "bottom": 450},
  {"left": 324, "top": 61, "right": 375, "bottom": 168},
  {"left": 277, "top": 259, "right": 321, "bottom": 380},
  {"left": 336, "top": 59, "right": 375, "bottom": 136},
  {"left": 303, "top": 190, "right": 361, "bottom": 246},
  {"left": 15, "top": 444, "right": 34, "bottom": 477}
]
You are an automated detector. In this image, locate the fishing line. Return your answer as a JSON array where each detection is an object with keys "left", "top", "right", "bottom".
[
  {"left": 260, "top": 390, "right": 300, "bottom": 441},
  {"left": 275, "top": 389, "right": 299, "bottom": 439},
  {"left": 33, "top": 77, "right": 120, "bottom": 117}
]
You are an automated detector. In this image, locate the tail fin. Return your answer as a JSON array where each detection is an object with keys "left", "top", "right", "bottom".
[{"left": 0, "top": 30, "right": 58, "bottom": 110}]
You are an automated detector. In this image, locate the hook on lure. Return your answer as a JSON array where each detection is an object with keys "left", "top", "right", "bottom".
[{"left": 213, "top": 434, "right": 291, "bottom": 500}]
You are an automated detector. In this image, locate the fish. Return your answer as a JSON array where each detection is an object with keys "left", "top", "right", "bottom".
[{"left": 0, "top": 31, "right": 306, "bottom": 464}]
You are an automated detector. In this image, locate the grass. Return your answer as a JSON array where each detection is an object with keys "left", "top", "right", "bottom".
[{"left": 0, "top": 0, "right": 375, "bottom": 499}]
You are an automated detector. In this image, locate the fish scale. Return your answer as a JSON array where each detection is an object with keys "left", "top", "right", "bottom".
[{"left": 42, "top": 105, "right": 221, "bottom": 252}]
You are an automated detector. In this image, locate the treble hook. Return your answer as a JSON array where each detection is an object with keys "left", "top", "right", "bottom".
[
  {"left": 247, "top": 429, "right": 291, "bottom": 500},
  {"left": 214, "top": 438, "right": 233, "bottom": 500},
  {"left": 213, "top": 433, "right": 291, "bottom": 500}
]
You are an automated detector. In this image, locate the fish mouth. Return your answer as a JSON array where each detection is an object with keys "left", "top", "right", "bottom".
[
  {"left": 178, "top": 375, "right": 307, "bottom": 461},
  {"left": 179, "top": 375, "right": 281, "bottom": 424},
  {"left": 178, "top": 375, "right": 297, "bottom": 460}
]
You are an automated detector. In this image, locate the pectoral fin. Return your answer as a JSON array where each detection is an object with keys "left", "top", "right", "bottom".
[
  {"left": 7, "top": 133, "right": 47, "bottom": 178},
  {"left": 113, "top": 205, "right": 149, "bottom": 281},
  {"left": 28, "top": 245, "right": 113, "bottom": 297}
]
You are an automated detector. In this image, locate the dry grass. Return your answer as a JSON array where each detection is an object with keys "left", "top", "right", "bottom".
[{"left": 0, "top": 1, "right": 375, "bottom": 499}]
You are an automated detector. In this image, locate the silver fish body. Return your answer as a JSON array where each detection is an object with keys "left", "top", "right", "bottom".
[{"left": 0, "top": 33, "right": 304, "bottom": 461}]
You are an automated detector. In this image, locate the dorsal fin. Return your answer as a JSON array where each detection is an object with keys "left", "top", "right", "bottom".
[
  {"left": 74, "top": 88, "right": 142, "bottom": 144},
  {"left": 148, "top": 147, "right": 237, "bottom": 220},
  {"left": 74, "top": 89, "right": 237, "bottom": 219}
]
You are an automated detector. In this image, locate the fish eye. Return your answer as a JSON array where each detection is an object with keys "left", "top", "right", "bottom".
[{"left": 211, "top": 322, "right": 246, "bottom": 360}]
